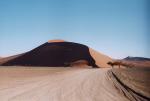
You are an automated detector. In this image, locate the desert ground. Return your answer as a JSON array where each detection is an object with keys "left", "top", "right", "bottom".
[
  {"left": 0, "top": 66, "right": 149, "bottom": 101},
  {"left": 108, "top": 68, "right": 150, "bottom": 101},
  {"left": 0, "top": 66, "right": 126, "bottom": 101}
]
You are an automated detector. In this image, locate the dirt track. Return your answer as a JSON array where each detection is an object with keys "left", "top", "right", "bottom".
[{"left": 0, "top": 67, "right": 129, "bottom": 101}]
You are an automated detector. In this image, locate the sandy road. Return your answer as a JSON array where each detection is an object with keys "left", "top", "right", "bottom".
[{"left": 0, "top": 67, "right": 129, "bottom": 101}]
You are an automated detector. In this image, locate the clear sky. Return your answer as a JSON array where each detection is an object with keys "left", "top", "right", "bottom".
[{"left": 0, "top": 0, "right": 149, "bottom": 59}]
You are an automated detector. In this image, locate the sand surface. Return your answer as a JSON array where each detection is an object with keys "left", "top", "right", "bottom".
[
  {"left": 0, "top": 66, "right": 129, "bottom": 101},
  {"left": 111, "top": 68, "right": 150, "bottom": 101},
  {"left": 48, "top": 39, "right": 65, "bottom": 43},
  {"left": 89, "top": 48, "right": 112, "bottom": 67}
]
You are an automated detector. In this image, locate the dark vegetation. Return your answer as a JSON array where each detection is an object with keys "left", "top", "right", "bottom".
[{"left": 107, "top": 61, "right": 134, "bottom": 68}]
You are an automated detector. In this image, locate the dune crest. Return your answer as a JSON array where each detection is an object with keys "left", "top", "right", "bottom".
[{"left": 48, "top": 39, "right": 65, "bottom": 43}]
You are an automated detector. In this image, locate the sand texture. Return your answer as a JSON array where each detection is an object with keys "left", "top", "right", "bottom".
[
  {"left": 89, "top": 48, "right": 112, "bottom": 67},
  {"left": 0, "top": 66, "right": 128, "bottom": 101}
]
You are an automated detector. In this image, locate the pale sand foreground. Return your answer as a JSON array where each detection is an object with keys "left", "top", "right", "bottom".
[{"left": 0, "top": 66, "right": 128, "bottom": 101}]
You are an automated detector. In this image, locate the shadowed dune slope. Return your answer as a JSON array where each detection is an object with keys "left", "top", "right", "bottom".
[{"left": 1, "top": 42, "right": 98, "bottom": 67}]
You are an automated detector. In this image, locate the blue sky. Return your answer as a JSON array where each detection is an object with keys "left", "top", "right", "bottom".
[{"left": 0, "top": 0, "right": 149, "bottom": 58}]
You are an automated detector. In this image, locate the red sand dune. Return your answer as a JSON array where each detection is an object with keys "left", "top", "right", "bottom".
[{"left": 0, "top": 40, "right": 113, "bottom": 68}]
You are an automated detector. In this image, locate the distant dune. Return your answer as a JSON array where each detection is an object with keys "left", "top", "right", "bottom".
[
  {"left": 124, "top": 56, "right": 150, "bottom": 61},
  {"left": 114, "top": 56, "right": 150, "bottom": 68},
  {"left": 1, "top": 40, "right": 112, "bottom": 68},
  {"left": 0, "top": 54, "right": 23, "bottom": 65}
]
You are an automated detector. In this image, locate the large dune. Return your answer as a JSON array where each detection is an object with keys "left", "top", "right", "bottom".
[
  {"left": 1, "top": 40, "right": 113, "bottom": 68},
  {"left": 1, "top": 41, "right": 97, "bottom": 67}
]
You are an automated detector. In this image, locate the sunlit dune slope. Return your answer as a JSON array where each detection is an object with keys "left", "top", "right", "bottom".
[{"left": 89, "top": 48, "right": 113, "bottom": 67}]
